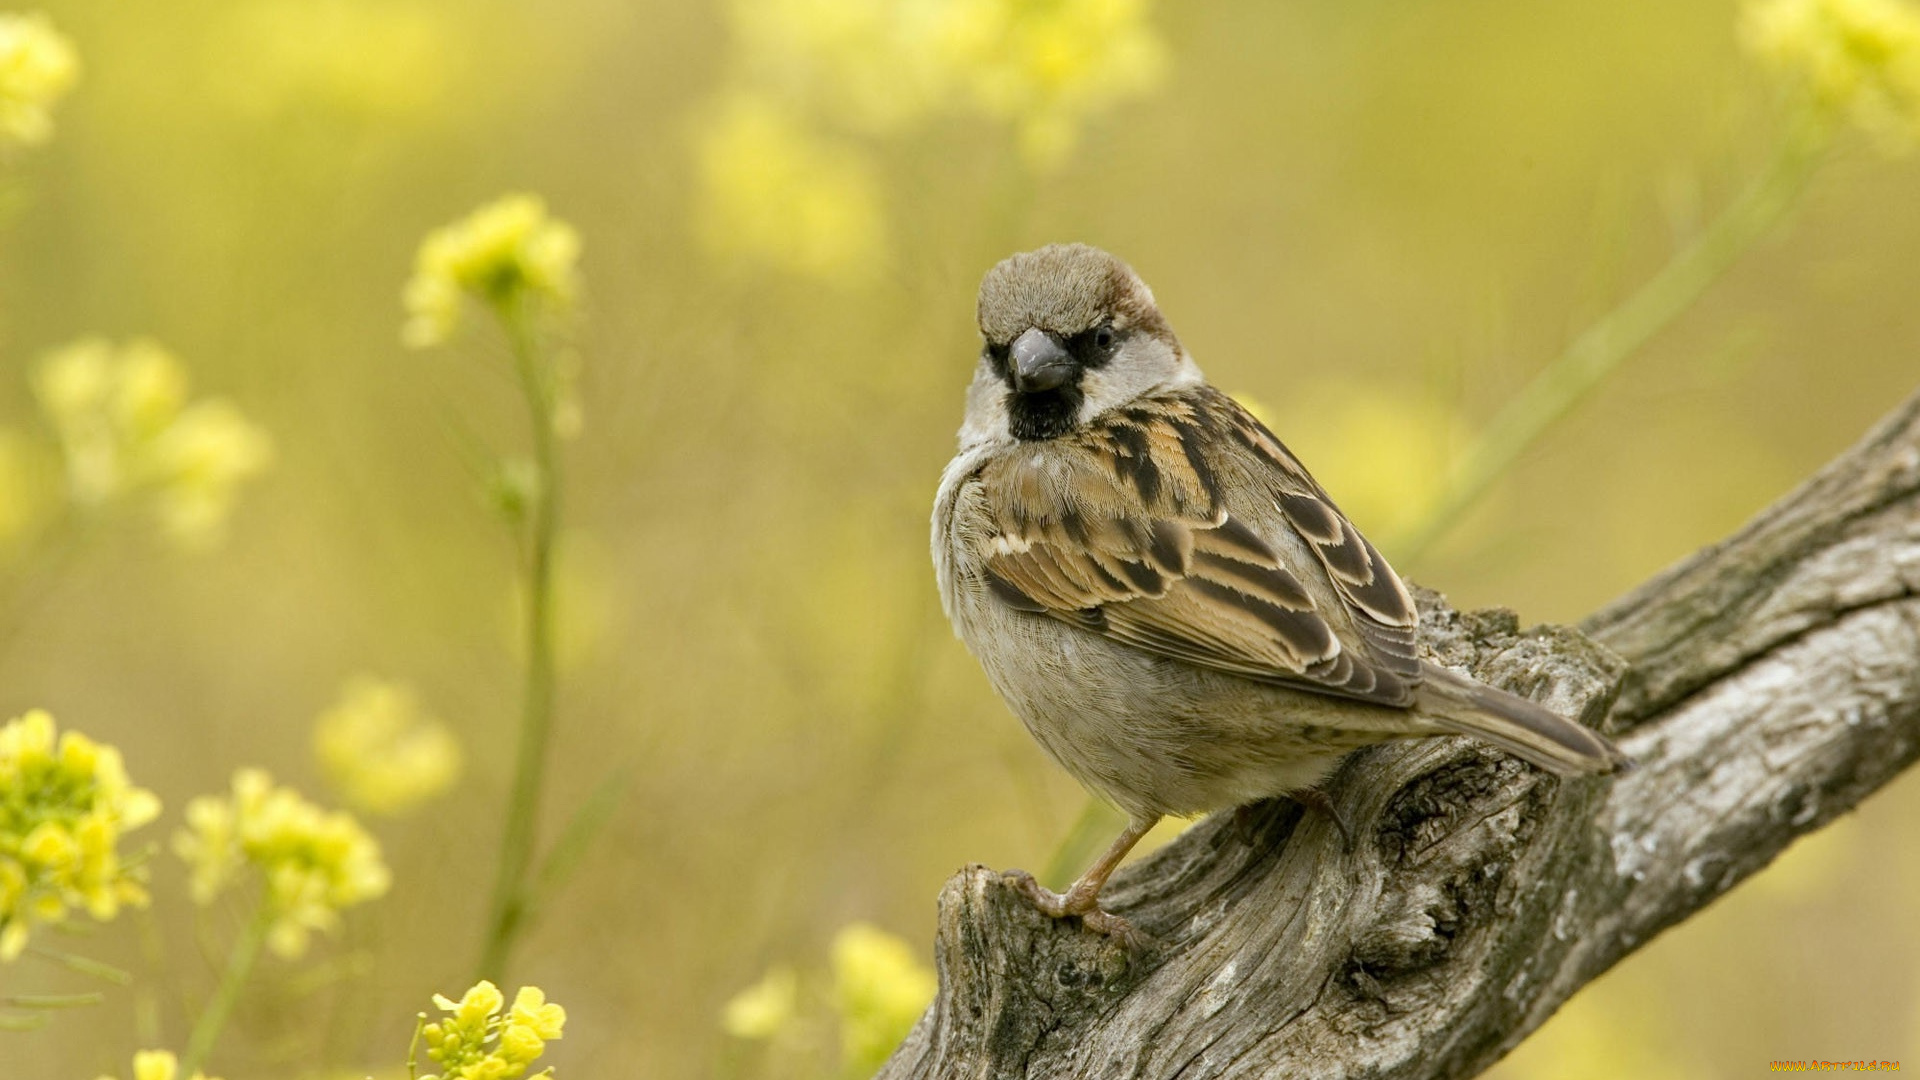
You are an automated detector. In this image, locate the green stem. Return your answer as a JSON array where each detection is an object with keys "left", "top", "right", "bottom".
[
  {"left": 522, "top": 763, "right": 633, "bottom": 928},
  {"left": 407, "top": 1012, "right": 428, "bottom": 1080},
  {"left": 1390, "top": 126, "right": 1828, "bottom": 562},
  {"left": 27, "top": 943, "right": 132, "bottom": 985},
  {"left": 477, "top": 305, "right": 562, "bottom": 982},
  {"left": 0, "top": 992, "right": 105, "bottom": 1008},
  {"left": 180, "top": 903, "right": 272, "bottom": 1077}
]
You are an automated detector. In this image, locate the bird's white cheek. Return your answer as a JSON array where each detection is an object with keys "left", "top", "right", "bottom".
[
  {"left": 1165, "top": 356, "right": 1205, "bottom": 389},
  {"left": 1079, "top": 364, "right": 1155, "bottom": 421},
  {"left": 1076, "top": 369, "right": 1120, "bottom": 424},
  {"left": 958, "top": 369, "right": 1014, "bottom": 448}
]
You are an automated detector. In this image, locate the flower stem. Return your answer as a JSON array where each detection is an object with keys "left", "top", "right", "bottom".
[
  {"left": 1389, "top": 126, "right": 1828, "bottom": 562},
  {"left": 406, "top": 1012, "right": 428, "bottom": 1080},
  {"left": 522, "top": 762, "right": 633, "bottom": 928},
  {"left": 478, "top": 305, "right": 563, "bottom": 981},
  {"left": 27, "top": 943, "right": 132, "bottom": 985},
  {"left": 180, "top": 902, "right": 272, "bottom": 1077},
  {"left": 0, "top": 992, "right": 105, "bottom": 1008}
]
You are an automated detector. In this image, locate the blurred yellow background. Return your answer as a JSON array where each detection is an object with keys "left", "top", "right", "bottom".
[{"left": 4, "top": 0, "right": 1918, "bottom": 1076}]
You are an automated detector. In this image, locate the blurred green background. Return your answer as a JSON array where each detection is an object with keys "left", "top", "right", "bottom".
[{"left": 4, "top": 0, "right": 1919, "bottom": 1076}]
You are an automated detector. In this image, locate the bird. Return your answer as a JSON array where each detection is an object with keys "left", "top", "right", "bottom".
[{"left": 931, "top": 243, "right": 1628, "bottom": 939}]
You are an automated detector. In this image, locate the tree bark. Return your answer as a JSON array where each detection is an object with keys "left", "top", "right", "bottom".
[{"left": 881, "top": 386, "right": 1920, "bottom": 1080}]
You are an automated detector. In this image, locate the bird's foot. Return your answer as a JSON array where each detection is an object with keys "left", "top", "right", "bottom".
[
  {"left": 1000, "top": 869, "right": 1140, "bottom": 945},
  {"left": 1292, "top": 786, "right": 1356, "bottom": 853}
]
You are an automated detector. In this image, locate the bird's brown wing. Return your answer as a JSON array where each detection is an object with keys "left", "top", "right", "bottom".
[{"left": 977, "top": 386, "right": 1421, "bottom": 707}]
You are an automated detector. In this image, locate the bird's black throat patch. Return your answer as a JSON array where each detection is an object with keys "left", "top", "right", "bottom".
[{"left": 1007, "top": 384, "right": 1083, "bottom": 441}]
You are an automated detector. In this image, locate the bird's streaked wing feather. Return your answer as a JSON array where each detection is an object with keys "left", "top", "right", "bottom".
[{"left": 977, "top": 387, "right": 1421, "bottom": 708}]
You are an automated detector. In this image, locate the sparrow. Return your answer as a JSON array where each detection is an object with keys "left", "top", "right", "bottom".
[{"left": 932, "top": 243, "right": 1627, "bottom": 938}]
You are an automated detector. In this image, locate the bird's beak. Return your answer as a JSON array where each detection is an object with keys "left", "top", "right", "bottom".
[{"left": 1010, "top": 327, "right": 1075, "bottom": 393}]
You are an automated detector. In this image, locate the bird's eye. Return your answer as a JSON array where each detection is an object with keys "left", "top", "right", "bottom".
[{"left": 1093, "top": 325, "right": 1116, "bottom": 351}]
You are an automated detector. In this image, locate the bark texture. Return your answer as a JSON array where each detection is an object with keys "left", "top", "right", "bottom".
[{"left": 881, "top": 387, "right": 1920, "bottom": 1080}]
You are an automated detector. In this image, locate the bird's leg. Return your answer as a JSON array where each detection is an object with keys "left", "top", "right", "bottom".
[
  {"left": 1292, "top": 786, "right": 1355, "bottom": 851},
  {"left": 1004, "top": 814, "right": 1159, "bottom": 938}
]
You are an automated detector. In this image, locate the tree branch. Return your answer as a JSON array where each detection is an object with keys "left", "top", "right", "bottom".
[{"left": 881, "top": 387, "right": 1920, "bottom": 1079}]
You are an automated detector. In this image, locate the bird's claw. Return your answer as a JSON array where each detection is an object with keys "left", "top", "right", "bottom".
[
  {"left": 999, "top": 868, "right": 1141, "bottom": 945},
  {"left": 1292, "top": 787, "right": 1356, "bottom": 853},
  {"left": 1001, "top": 868, "right": 1067, "bottom": 916}
]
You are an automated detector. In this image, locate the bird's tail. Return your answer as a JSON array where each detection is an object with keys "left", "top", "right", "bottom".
[{"left": 1414, "top": 662, "right": 1630, "bottom": 776}]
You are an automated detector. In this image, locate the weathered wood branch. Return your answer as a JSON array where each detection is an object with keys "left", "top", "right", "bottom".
[{"left": 881, "top": 387, "right": 1920, "bottom": 1080}]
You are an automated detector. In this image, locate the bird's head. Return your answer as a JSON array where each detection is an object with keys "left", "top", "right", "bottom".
[{"left": 966, "top": 244, "right": 1197, "bottom": 443}]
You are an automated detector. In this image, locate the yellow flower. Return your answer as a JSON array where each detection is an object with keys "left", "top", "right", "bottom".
[
  {"left": 0, "top": 12, "right": 79, "bottom": 148},
  {"left": 312, "top": 677, "right": 461, "bottom": 816},
  {"left": 694, "top": 94, "right": 887, "bottom": 285},
  {"left": 172, "top": 769, "right": 389, "bottom": 959},
  {"left": 93, "top": 1049, "right": 224, "bottom": 1080},
  {"left": 144, "top": 401, "right": 275, "bottom": 544},
  {"left": 421, "top": 979, "right": 565, "bottom": 1080},
  {"left": 209, "top": 0, "right": 452, "bottom": 120},
  {"left": 722, "top": 0, "right": 952, "bottom": 134},
  {"left": 1744, "top": 0, "right": 1920, "bottom": 145},
  {"left": 830, "top": 922, "right": 935, "bottom": 1073},
  {"left": 939, "top": 0, "right": 1168, "bottom": 168},
  {"left": 402, "top": 194, "right": 581, "bottom": 348},
  {"left": 0, "top": 710, "right": 160, "bottom": 961},
  {"left": 721, "top": 964, "right": 798, "bottom": 1040},
  {"left": 508, "top": 986, "right": 567, "bottom": 1042},
  {"left": 694, "top": 1, "right": 1165, "bottom": 279},
  {"left": 31, "top": 338, "right": 272, "bottom": 549},
  {"left": 714, "top": 0, "right": 1166, "bottom": 171}
]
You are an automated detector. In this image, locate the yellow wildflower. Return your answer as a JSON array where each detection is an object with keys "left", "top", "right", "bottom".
[
  {"left": 694, "top": 94, "right": 887, "bottom": 285},
  {"left": 0, "top": 12, "right": 79, "bottom": 148},
  {"left": 420, "top": 979, "right": 566, "bottom": 1080},
  {"left": 210, "top": 0, "right": 451, "bottom": 120},
  {"left": 172, "top": 769, "right": 389, "bottom": 959},
  {"left": 93, "top": 1049, "right": 223, "bottom": 1080},
  {"left": 0, "top": 710, "right": 160, "bottom": 961},
  {"left": 1744, "top": 0, "right": 1920, "bottom": 145},
  {"left": 312, "top": 677, "right": 461, "bottom": 817},
  {"left": 143, "top": 401, "right": 275, "bottom": 544},
  {"left": 723, "top": 0, "right": 951, "bottom": 134},
  {"left": 721, "top": 964, "right": 799, "bottom": 1040},
  {"left": 508, "top": 986, "right": 566, "bottom": 1037},
  {"left": 402, "top": 194, "right": 581, "bottom": 348},
  {"left": 714, "top": 0, "right": 1165, "bottom": 170},
  {"left": 831, "top": 922, "right": 935, "bottom": 1073},
  {"left": 694, "top": 1, "right": 1164, "bottom": 279},
  {"left": 31, "top": 338, "right": 272, "bottom": 548},
  {"left": 33, "top": 338, "right": 175, "bottom": 507},
  {"left": 939, "top": 0, "right": 1168, "bottom": 168},
  {"left": 694, "top": 1, "right": 1164, "bottom": 280}
]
